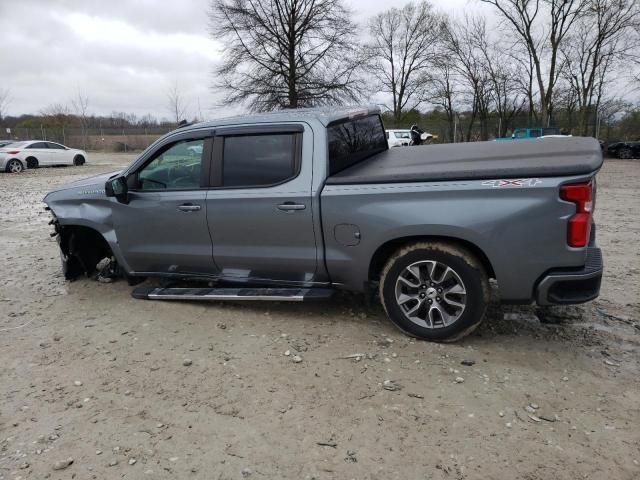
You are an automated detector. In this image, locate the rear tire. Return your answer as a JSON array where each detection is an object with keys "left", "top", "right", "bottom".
[
  {"left": 73, "top": 155, "right": 85, "bottom": 166},
  {"left": 379, "top": 241, "right": 489, "bottom": 342},
  {"left": 618, "top": 147, "right": 633, "bottom": 159},
  {"left": 5, "top": 159, "right": 24, "bottom": 173},
  {"left": 26, "top": 157, "right": 39, "bottom": 168}
]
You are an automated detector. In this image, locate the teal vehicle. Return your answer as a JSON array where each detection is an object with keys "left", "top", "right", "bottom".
[{"left": 497, "top": 127, "right": 563, "bottom": 140}]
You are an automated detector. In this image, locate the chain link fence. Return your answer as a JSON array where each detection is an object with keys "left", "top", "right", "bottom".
[{"left": 5, "top": 126, "right": 175, "bottom": 152}]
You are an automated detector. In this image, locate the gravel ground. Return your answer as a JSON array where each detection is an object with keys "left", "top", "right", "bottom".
[{"left": 1, "top": 153, "right": 639, "bottom": 480}]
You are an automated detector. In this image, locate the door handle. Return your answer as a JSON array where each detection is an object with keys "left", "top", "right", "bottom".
[
  {"left": 277, "top": 202, "right": 306, "bottom": 211},
  {"left": 177, "top": 203, "right": 201, "bottom": 212}
]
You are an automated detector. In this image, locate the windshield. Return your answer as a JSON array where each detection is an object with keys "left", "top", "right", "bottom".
[{"left": 327, "top": 114, "right": 388, "bottom": 175}]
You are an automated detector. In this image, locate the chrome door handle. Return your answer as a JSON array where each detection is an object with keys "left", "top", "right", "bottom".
[
  {"left": 277, "top": 202, "right": 306, "bottom": 211},
  {"left": 177, "top": 204, "right": 201, "bottom": 212}
]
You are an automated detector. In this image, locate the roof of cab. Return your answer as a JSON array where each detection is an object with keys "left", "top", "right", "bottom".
[{"left": 182, "top": 105, "right": 381, "bottom": 131}]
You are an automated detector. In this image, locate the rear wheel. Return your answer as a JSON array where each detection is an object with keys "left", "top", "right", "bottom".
[
  {"left": 5, "top": 159, "right": 24, "bottom": 173},
  {"left": 26, "top": 157, "right": 39, "bottom": 168},
  {"left": 73, "top": 155, "right": 85, "bottom": 166},
  {"left": 618, "top": 147, "right": 633, "bottom": 159},
  {"left": 379, "top": 241, "right": 489, "bottom": 341}
]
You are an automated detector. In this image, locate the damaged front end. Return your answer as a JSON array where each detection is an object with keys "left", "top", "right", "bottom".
[{"left": 48, "top": 207, "right": 119, "bottom": 281}]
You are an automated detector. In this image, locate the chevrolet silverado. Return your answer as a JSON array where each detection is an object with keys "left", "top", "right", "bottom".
[{"left": 44, "top": 107, "right": 603, "bottom": 341}]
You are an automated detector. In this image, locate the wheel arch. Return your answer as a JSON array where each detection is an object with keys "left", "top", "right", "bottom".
[
  {"left": 56, "top": 225, "right": 113, "bottom": 278},
  {"left": 368, "top": 235, "right": 496, "bottom": 284}
]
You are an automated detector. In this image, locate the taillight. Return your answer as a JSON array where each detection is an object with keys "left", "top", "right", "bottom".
[
  {"left": 6, "top": 150, "right": 20, "bottom": 154},
  {"left": 560, "top": 181, "right": 593, "bottom": 247}
]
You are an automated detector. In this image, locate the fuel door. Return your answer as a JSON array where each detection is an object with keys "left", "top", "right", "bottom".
[{"left": 334, "top": 224, "right": 361, "bottom": 246}]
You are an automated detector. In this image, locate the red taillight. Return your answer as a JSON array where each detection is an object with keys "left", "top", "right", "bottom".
[
  {"left": 560, "top": 181, "right": 593, "bottom": 247},
  {"left": 6, "top": 150, "right": 20, "bottom": 154}
]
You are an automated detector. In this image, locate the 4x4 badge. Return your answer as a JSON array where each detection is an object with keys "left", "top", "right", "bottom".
[{"left": 482, "top": 178, "right": 542, "bottom": 188}]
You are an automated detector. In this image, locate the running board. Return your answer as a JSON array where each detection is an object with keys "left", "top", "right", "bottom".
[{"left": 131, "top": 286, "right": 335, "bottom": 302}]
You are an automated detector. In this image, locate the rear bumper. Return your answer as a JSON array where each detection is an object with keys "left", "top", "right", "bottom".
[{"left": 535, "top": 247, "right": 603, "bottom": 306}]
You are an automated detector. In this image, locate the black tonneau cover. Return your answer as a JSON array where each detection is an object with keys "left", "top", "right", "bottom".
[{"left": 325, "top": 137, "right": 603, "bottom": 185}]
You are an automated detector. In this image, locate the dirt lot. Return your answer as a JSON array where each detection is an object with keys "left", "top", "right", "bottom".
[{"left": 1, "top": 153, "right": 639, "bottom": 480}]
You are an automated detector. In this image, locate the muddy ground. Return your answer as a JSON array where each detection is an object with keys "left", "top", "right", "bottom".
[{"left": 1, "top": 153, "right": 639, "bottom": 480}]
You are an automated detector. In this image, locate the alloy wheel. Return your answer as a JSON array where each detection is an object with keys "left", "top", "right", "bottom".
[
  {"left": 394, "top": 260, "right": 467, "bottom": 328},
  {"left": 8, "top": 160, "right": 23, "bottom": 173}
]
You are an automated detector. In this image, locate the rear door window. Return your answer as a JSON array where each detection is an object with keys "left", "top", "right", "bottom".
[
  {"left": 327, "top": 115, "right": 387, "bottom": 175},
  {"left": 222, "top": 134, "right": 297, "bottom": 187},
  {"left": 28, "top": 142, "right": 48, "bottom": 149}
]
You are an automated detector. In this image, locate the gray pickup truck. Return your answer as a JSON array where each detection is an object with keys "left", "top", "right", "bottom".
[{"left": 44, "top": 107, "right": 603, "bottom": 341}]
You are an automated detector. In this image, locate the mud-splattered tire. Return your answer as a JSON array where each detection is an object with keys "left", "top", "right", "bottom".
[
  {"left": 73, "top": 155, "right": 85, "bottom": 166},
  {"left": 379, "top": 241, "right": 489, "bottom": 342}
]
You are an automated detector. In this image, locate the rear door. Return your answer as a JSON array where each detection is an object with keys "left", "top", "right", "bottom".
[
  {"left": 205, "top": 124, "right": 317, "bottom": 284},
  {"left": 25, "top": 142, "right": 51, "bottom": 165}
]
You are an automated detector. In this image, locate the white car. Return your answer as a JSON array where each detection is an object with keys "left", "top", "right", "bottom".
[
  {"left": 386, "top": 129, "right": 412, "bottom": 147},
  {"left": 386, "top": 129, "right": 433, "bottom": 147},
  {"left": 0, "top": 140, "right": 87, "bottom": 173}
]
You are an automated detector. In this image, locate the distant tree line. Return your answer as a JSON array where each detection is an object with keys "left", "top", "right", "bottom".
[{"left": 210, "top": 0, "right": 640, "bottom": 140}]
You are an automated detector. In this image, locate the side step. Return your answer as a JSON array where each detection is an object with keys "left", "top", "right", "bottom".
[{"left": 132, "top": 286, "right": 335, "bottom": 302}]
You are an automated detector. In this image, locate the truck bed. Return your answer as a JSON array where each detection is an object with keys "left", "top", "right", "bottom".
[{"left": 325, "top": 137, "right": 603, "bottom": 184}]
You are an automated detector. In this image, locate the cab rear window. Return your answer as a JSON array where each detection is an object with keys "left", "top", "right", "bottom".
[{"left": 327, "top": 115, "right": 387, "bottom": 175}]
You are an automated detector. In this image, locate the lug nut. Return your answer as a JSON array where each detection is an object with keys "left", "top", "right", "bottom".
[
  {"left": 428, "top": 299, "right": 433, "bottom": 304},
  {"left": 437, "top": 288, "right": 443, "bottom": 293},
  {"left": 436, "top": 296, "right": 441, "bottom": 302},
  {"left": 420, "top": 293, "right": 425, "bottom": 298}
]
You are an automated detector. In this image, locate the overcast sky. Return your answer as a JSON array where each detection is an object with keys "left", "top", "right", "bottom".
[{"left": 0, "top": 0, "right": 487, "bottom": 120}]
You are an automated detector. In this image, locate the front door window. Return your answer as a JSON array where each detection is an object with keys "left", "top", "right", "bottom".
[{"left": 138, "top": 139, "right": 204, "bottom": 190}]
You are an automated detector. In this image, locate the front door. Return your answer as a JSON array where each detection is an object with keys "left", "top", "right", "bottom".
[
  {"left": 205, "top": 126, "right": 317, "bottom": 284},
  {"left": 46, "top": 142, "right": 68, "bottom": 165},
  {"left": 112, "top": 136, "right": 218, "bottom": 275}
]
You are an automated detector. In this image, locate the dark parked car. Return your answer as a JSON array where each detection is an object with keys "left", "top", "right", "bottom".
[{"left": 607, "top": 140, "right": 640, "bottom": 159}]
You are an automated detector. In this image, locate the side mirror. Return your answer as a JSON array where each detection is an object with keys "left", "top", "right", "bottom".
[{"left": 105, "top": 176, "right": 129, "bottom": 204}]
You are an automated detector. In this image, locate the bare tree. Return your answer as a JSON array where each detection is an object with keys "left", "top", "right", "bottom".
[
  {"left": 512, "top": 46, "right": 539, "bottom": 125},
  {"left": 41, "top": 104, "right": 71, "bottom": 120},
  {"left": 443, "top": 16, "right": 494, "bottom": 140},
  {"left": 554, "top": 80, "right": 580, "bottom": 130},
  {"left": 40, "top": 103, "right": 72, "bottom": 143},
  {"left": 428, "top": 57, "right": 459, "bottom": 141},
  {"left": 479, "top": 39, "right": 526, "bottom": 137},
  {"left": 210, "top": 0, "right": 361, "bottom": 111},
  {"left": 561, "top": 0, "right": 639, "bottom": 135},
  {"left": 0, "top": 88, "right": 10, "bottom": 122},
  {"left": 480, "top": 0, "right": 587, "bottom": 125},
  {"left": 72, "top": 90, "right": 90, "bottom": 149},
  {"left": 167, "top": 81, "right": 188, "bottom": 125},
  {"left": 364, "top": 1, "right": 443, "bottom": 122}
]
